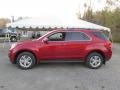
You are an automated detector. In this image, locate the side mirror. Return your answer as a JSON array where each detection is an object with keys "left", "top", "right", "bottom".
[{"left": 42, "top": 37, "right": 48, "bottom": 43}]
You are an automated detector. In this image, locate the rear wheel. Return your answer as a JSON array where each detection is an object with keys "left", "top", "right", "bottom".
[
  {"left": 86, "top": 52, "right": 103, "bottom": 69},
  {"left": 16, "top": 52, "right": 36, "bottom": 69}
]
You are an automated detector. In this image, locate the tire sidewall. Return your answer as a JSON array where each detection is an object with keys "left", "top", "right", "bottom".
[
  {"left": 16, "top": 52, "right": 36, "bottom": 69},
  {"left": 86, "top": 52, "right": 103, "bottom": 69}
]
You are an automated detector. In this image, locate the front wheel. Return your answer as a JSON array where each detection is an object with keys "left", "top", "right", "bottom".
[
  {"left": 16, "top": 52, "right": 36, "bottom": 69},
  {"left": 86, "top": 52, "right": 103, "bottom": 69}
]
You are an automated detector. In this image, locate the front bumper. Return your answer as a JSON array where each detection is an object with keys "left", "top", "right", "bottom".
[{"left": 8, "top": 49, "right": 16, "bottom": 64}]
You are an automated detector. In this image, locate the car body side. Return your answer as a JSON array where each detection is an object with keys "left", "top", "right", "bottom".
[{"left": 9, "top": 30, "right": 112, "bottom": 64}]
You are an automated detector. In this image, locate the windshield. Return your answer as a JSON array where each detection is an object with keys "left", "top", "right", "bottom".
[{"left": 37, "top": 31, "right": 53, "bottom": 40}]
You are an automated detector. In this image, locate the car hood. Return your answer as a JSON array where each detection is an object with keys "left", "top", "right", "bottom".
[{"left": 16, "top": 39, "right": 37, "bottom": 45}]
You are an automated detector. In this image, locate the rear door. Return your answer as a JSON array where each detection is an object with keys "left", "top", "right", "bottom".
[{"left": 63, "top": 32, "right": 91, "bottom": 59}]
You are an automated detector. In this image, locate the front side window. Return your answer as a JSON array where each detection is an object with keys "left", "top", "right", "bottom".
[
  {"left": 65, "top": 32, "right": 90, "bottom": 41},
  {"left": 48, "top": 32, "right": 65, "bottom": 41}
]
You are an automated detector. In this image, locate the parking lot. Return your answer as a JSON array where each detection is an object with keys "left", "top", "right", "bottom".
[{"left": 0, "top": 43, "right": 120, "bottom": 90}]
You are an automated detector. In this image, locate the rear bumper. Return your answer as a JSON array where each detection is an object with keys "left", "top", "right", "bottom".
[{"left": 105, "top": 50, "right": 112, "bottom": 61}]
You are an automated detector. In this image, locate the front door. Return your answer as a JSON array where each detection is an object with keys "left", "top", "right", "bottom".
[{"left": 39, "top": 32, "right": 67, "bottom": 60}]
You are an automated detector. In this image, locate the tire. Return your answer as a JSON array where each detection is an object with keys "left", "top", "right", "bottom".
[
  {"left": 10, "top": 36, "right": 17, "bottom": 42},
  {"left": 16, "top": 52, "right": 36, "bottom": 69},
  {"left": 86, "top": 52, "right": 103, "bottom": 69}
]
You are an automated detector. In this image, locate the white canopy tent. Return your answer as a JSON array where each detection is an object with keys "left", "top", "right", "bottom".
[{"left": 7, "top": 17, "right": 110, "bottom": 32}]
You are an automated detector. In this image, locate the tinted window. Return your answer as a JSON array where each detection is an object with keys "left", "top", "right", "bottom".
[
  {"left": 92, "top": 32, "right": 108, "bottom": 40},
  {"left": 65, "top": 32, "right": 90, "bottom": 41},
  {"left": 48, "top": 32, "right": 65, "bottom": 41}
]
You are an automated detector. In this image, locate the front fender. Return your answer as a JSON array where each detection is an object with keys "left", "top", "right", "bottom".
[{"left": 13, "top": 43, "right": 40, "bottom": 63}]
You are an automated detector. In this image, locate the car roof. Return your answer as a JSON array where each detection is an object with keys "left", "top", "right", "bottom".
[{"left": 51, "top": 29, "right": 101, "bottom": 33}]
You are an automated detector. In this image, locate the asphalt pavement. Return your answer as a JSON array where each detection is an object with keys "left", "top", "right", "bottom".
[{"left": 0, "top": 43, "right": 120, "bottom": 90}]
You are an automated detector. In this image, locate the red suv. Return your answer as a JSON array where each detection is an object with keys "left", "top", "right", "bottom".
[{"left": 8, "top": 29, "right": 112, "bottom": 69}]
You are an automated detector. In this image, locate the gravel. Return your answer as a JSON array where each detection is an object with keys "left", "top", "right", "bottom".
[{"left": 0, "top": 43, "right": 120, "bottom": 90}]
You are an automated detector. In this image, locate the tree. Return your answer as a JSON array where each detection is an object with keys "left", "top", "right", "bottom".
[
  {"left": 77, "top": 0, "right": 120, "bottom": 42},
  {"left": 106, "top": 0, "right": 120, "bottom": 6},
  {"left": 0, "top": 18, "right": 10, "bottom": 28},
  {"left": 82, "top": 8, "right": 94, "bottom": 22}
]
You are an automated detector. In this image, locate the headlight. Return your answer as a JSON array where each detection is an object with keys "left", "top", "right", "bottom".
[{"left": 10, "top": 43, "right": 17, "bottom": 50}]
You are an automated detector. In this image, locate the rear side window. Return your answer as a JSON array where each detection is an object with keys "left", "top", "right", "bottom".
[
  {"left": 92, "top": 32, "right": 108, "bottom": 40},
  {"left": 65, "top": 32, "right": 90, "bottom": 41}
]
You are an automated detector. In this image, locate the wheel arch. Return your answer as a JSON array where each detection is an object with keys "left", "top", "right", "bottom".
[
  {"left": 14, "top": 50, "right": 38, "bottom": 64},
  {"left": 85, "top": 50, "right": 105, "bottom": 64}
]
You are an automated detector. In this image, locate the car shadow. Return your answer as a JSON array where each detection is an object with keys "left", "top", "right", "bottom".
[{"left": 35, "top": 62, "right": 86, "bottom": 69}]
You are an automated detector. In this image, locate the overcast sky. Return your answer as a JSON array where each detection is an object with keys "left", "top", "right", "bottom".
[{"left": 0, "top": 0, "right": 107, "bottom": 19}]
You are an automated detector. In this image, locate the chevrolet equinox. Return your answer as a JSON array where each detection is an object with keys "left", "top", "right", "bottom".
[{"left": 9, "top": 29, "right": 112, "bottom": 69}]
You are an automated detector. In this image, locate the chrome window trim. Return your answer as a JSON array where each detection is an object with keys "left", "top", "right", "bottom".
[{"left": 46, "top": 31, "right": 92, "bottom": 42}]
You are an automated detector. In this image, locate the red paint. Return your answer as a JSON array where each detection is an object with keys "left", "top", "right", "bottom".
[{"left": 8, "top": 29, "right": 112, "bottom": 63}]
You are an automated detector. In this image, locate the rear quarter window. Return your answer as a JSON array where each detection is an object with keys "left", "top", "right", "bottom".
[{"left": 91, "top": 32, "right": 108, "bottom": 40}]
